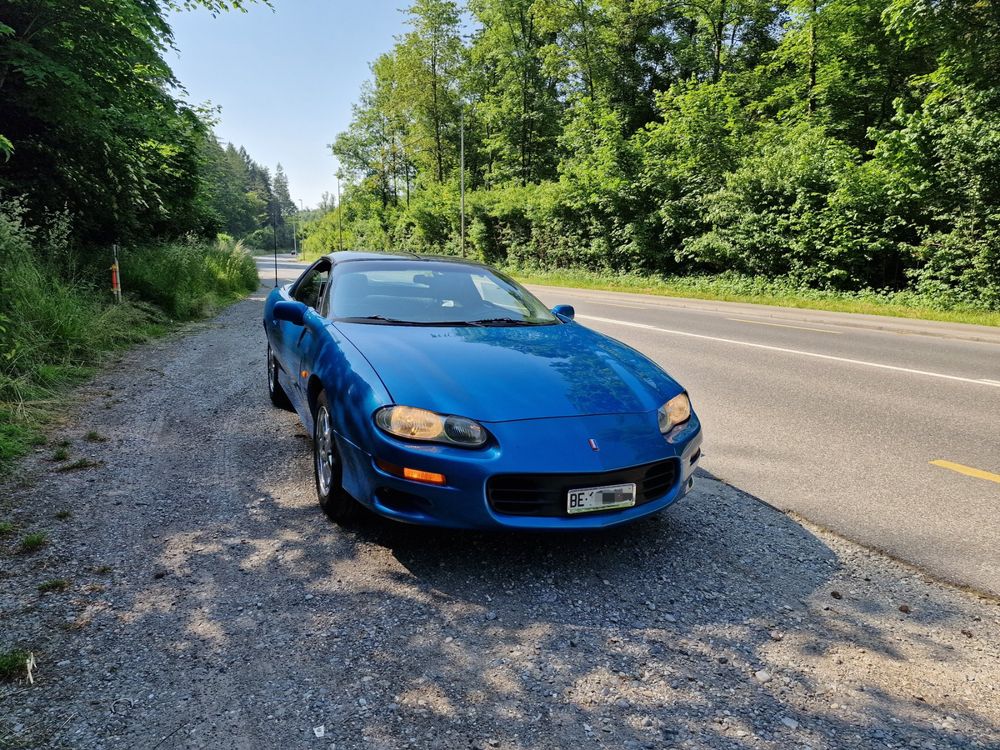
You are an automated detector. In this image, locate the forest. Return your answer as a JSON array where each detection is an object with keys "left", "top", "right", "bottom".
[
  {"left": 307, "top": 0, "right": 1000, "bottom": 312},
  {"left": 0, "top": 0, "right": 297, "bottom": 249}
]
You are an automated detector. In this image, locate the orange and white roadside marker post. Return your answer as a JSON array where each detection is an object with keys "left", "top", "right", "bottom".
[{"left": 111, "top": 244, "right": 122, "bottom": 303}]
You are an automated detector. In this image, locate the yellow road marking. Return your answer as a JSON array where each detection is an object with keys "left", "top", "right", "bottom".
[
  {"left": 726, "top": 317, "right": 842, "bottom": 335},
  {"left": 930, "top": 460, "right": 1000, "bottom": 485}
]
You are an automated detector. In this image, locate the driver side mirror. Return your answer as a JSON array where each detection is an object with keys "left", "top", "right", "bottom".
[
  {"left": 552, "top": 304, "right": 575, "bottom": 321},
  {"left": 273, "top": 300, "right": 308, "bottom": 326}
]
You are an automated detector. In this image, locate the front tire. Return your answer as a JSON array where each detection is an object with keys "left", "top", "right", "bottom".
[
  {"left": 267, "top": 344, "right": 293, "bottom": 410},
  {"left": 313, "top": 391, "right": 356, "bottom": 522}
]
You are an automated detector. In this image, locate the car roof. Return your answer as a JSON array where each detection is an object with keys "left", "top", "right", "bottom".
[{"left": 324, "top": 251, "right": 489, "bottom": 269}]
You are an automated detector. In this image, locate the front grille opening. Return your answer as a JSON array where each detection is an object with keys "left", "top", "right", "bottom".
[{"left": 488, "top": 459, "right": 678, "bottom": 517}]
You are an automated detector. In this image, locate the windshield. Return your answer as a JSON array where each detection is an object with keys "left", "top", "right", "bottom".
[{"left": 328, "top": 260, "right": 558, "bottom": 326}]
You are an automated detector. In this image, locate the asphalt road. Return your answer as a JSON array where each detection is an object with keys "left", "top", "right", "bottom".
[{"left": 523, "top": 284, "right": 1000, "bottom": 596}]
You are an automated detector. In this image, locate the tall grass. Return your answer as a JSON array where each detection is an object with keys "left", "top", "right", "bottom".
[
  {"left": 120, "top": 237, "right": 260, "bottom": 319},
  {"left": 0, "top": 202, "right": 259, "bottom": 472}
]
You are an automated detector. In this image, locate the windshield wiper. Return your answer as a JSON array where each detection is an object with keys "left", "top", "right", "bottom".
[
  {"left": 337, "top": 315, "right": 544, "bottom": 327},
  {"left": 465, "top": 317, "right": 537, "bottom": 326},
  {"left": 336, "top": 315, "right": 421, "bottom": 325}
]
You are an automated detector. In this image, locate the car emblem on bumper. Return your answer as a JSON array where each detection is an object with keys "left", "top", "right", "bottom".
[{"left": 588, "top": 438, "right": 599, "bottom": 451}]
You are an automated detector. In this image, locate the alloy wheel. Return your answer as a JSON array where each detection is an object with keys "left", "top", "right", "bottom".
[{"left": 315, "top": 405, "right": 336, "bottom": 496}]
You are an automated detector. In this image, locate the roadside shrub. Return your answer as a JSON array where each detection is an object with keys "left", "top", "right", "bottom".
[
  {"left": 0, "top": 202, "right": 125, "bottom": 408},
  {"left": 909, "top": 219, "right": 1000, "bottom": 310},
  {"left": 685, "top": 124, "right": 861, "bottom": 283},
  {"left": 394, "top": 182, "right": 459, "bottom": 253},
  {"left": 302, "top": 187, "right": 395, "bottom": 258},
  {"left": 118, "top": 236, "right": 258, "bottom": 319},
  {"left": 869, "top": 84, "right": 1000, "bottom": 308}
]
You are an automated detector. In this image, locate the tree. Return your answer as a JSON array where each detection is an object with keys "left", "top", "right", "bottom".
[
  {"left": 333, "top": 51, "right": 416, "bottom": 208},
  {"left": 322, "top": 0, "right": 1000, "bottom": 306},
  {"left": 0, "top": 0, "right": 264, "bottom": 246},
  {"left": 272, "top": 164, "right": 295, "bottom": 219},
  {"left": 469, "top": 0, "right": 562, "bottom": 185},
  {"left": 397, "top": 0, "right": 465, "bottom": 184}
]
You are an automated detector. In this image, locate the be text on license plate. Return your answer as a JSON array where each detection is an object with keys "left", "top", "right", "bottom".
[{"left": 567, "top": 483, "right": 636, "bottom": 514}]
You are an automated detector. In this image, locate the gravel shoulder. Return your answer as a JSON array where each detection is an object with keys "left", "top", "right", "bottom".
[{"left": 1, "top": 282, "right": 998, "bottom": 750}]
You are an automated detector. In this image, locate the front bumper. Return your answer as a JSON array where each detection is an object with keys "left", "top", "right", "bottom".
[{"left": 336, "top": 411, "right": 703, "bottom": 530}]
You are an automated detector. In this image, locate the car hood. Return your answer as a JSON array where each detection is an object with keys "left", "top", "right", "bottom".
[{"left": 335, "top": 321, "right": 681, "bottom": 422}]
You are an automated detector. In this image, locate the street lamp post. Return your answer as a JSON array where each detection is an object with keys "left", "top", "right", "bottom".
[
  {"left": 336, "top": 173, "right": 344, "bottom": 252},
  {"left": 271, "top": 203, "right": 278, "bottom": 287},
  {"left": 460, "top": 108, "right": 466, "bottom": 259}
]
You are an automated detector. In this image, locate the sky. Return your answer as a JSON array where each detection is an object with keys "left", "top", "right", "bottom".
[{"left": 167, "top": 1, "right": 408, "bottom": 209}]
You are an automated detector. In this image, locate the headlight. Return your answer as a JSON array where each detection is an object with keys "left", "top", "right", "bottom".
[
  {"left": 374, "top": 406, "right": 488, "bottom": 447},
  {"left": 657, "top": 393, "right": 691, "bottom": 434}
]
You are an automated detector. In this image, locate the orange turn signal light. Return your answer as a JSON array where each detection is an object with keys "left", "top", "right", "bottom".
[
  {"left": 376, "top": 459, "right": 446, "bottom": 485},
  {"left": 403, "top": 467, "right": 446, "bottom": 485}
]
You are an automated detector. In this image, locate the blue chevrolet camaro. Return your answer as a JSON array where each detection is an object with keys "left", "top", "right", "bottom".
[{"left": 264, "top": 252, "right": 702, "bottom": 529}]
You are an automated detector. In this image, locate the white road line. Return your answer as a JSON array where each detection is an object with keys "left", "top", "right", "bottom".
[
  {"left": 726, "top": 317, "right": 842, "bottom": 335},
  {"left": 599, "top": 301, "right": 663, "bottom": 311},
  {"left": 578, "top": 314, "right": 1000, "bottom": 389}
]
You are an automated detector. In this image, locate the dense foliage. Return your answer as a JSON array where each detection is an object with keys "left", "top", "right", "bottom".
[
  {"left": 307, "top": 0, "right": 1000, "bottom": 309},
  {"left": 0, "top": 0, "right": 294, "bottom": 249}
]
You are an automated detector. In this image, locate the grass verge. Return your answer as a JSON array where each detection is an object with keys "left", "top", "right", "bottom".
[
  {"left": 511, "top": 269, "right": 1000, "bottom": 328},
  {"left": 0, "top": 202, "right": 259, "bottom": 476}
]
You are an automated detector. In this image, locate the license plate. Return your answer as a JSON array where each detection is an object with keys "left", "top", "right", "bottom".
[{"left": 567, "top": 483, "right": 636, "bottom": 514}]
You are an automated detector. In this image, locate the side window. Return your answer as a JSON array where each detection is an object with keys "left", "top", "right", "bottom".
[
  {"left": 319, "top": 276, "right": 333, "bottom": 317},
  {"left": 293, "top": 262, "right": 330, "bottom": 311}
]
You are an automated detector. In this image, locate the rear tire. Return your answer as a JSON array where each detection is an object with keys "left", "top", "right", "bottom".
[
  {"left": 267, "top": 344, "right": 293, "bottom": 410},
  {"left": 313, "top": 390, "right": 357, "bottom": 523}
]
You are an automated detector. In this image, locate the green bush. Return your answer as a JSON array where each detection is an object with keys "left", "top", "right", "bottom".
[
  {"left": 681, "top": 124, "right": 871, "bottom": 285},
  {"left": 119, "top": 236, "right": 258, "bottom": 319}
]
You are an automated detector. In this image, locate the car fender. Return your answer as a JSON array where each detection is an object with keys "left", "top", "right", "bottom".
[
  {"left": 299, "top": 318, "right": 392, "bottom": 502},
  {"left": 303, "top": 316, "right": 392, "bottom": 446}
]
